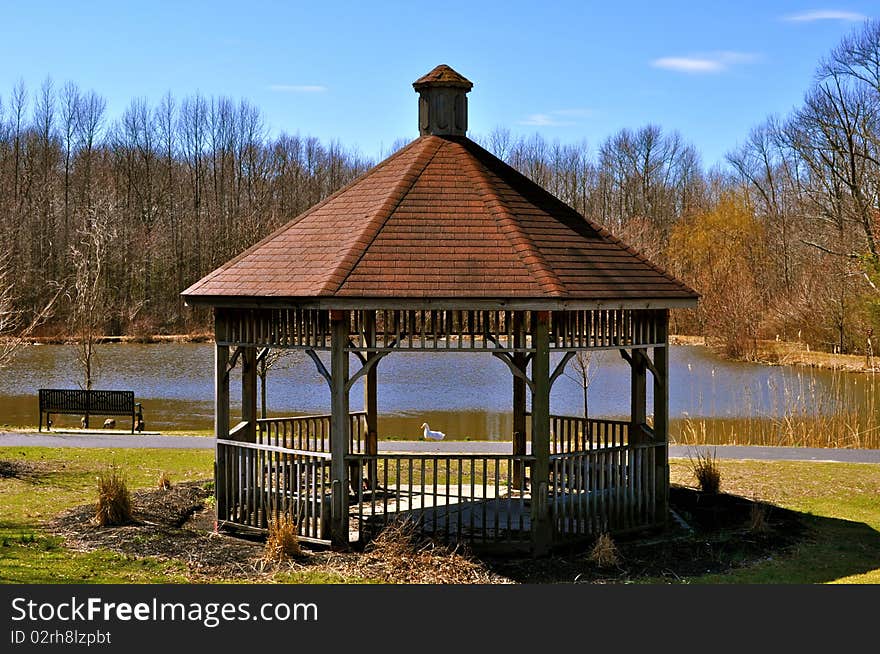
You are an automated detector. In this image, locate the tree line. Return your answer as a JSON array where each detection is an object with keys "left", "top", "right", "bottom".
[
  {"left": 480, "top": 20, "right": 880, "bottom": 357},
  {"left": 0, "top": 86, "right": 371, "bottom": 336},
  {"left": 1, "top": 20, "right": 878, "bottom": 358}
]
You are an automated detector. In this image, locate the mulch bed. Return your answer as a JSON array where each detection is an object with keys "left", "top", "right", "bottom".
[{"left": 48, "top": 481, "right": 807, "bottom": 584}]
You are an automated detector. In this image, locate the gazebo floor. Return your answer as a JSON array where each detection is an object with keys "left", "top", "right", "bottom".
[{"left": 351, "top": 484, "right": 534, "bottom": 544}]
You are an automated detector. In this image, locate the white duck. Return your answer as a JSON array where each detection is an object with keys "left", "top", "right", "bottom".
[{"left": 420, "top": 422, "right": 445, "bottom": 440}]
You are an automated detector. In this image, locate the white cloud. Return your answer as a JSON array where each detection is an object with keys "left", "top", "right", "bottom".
[
  {"left": 517, "top": 108, "right": 593, "bottom": 127},
  {"left": 651, "top": 51, "right": 759, "bottom": 74},
  {"left": 782, "top": 10, "right": 867, "bottom": 22},
  {"left": 267, "top": 84, "right": 328, "bottom": 93}
]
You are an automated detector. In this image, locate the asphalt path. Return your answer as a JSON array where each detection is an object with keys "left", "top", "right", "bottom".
[{"left": 2, "top": 431, "right": 880, "bottom": 463}]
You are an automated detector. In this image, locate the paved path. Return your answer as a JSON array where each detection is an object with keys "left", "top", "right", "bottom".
[{"left": 2, "top": 431, "right": 880, "bottom": 463}]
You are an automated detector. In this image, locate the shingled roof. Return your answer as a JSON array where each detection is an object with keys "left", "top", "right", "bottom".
[{"left": 183, "top": 66, "right": 698, "bottom": 308}]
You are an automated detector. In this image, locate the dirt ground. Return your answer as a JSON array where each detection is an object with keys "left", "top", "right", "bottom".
[{"left": 48, "top": 479, "right": 806, "bottom": 584}]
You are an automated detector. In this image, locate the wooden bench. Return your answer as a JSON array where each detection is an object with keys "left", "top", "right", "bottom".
[{"left": 38, "top": 389, "right": 145, "bottom": 434}]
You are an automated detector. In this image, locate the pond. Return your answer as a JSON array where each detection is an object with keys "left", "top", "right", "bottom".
[{"left": 1, "top": 342, "right": 878, "bottom": 446}]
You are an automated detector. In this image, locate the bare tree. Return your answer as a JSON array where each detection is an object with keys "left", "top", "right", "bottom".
[
  {"left": 562, "top": 351, "right": 600, "bottom": 419},
  {"left": 69, "top": 203, "right": 115, "bottom": 403}
]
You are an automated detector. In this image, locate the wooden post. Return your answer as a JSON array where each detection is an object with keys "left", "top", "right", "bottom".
[
  {"left": 512, "top": 311, "right": 527, "bottom": 490},
  {"left": 530, "top": 310, "right": 552, "bottom": 556},
  {"left": 241, "top": 345, "right": 257, "bottom": 443},
  {"left": 363, "top": 311, "right": 379, "bottom": 485},
  {"left": 214, "top": 310, "right": 230, "bottom": 524},
  {"left": 330, "top": 310, "right": 350, "bottom": 546},
  {"left": 653, "top": 310, "right": 669, "bottom": 524},
  {"left": 630, "top": 348, "right": 647, "bottom": 444}
]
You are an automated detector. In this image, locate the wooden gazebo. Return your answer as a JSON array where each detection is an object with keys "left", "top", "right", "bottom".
[{"left": 182, "top": 65, "right": 698, "bottom": 555}]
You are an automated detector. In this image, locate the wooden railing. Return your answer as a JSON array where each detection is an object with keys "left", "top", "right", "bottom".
[
  {"left": 549, "top": 442, "right": 661, "bottom": 537},
  {"left": 256, "top": 411, "right": 368, "bottom": 453},
  {"left": 526, "top": 414, "right": 634, "bottom": 453},
  {"left": 345, "top": 453, "right": 535, "bottom": 547},
  {"left": 216, "top": 439, "right": 332, "bottom": 543}
]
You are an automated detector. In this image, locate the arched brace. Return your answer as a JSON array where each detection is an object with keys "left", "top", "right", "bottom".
[
  {"left": 620, "top": 347, "right": 665, "bottom": 388},
  {"left": 348, "top": 339, "right": 367, "bottom": 365},
  {"left": 643, "top": 351, "right": 663, "bottom": 387},
  {"left": 226, "top": 346, "right": 244, "bottom": 375},
  {"left": 344, "top": 350, "right": 391, "bottom": 393},
  {"left": 305, "top": 349, "right": 332, "bottom": 387},
  {"left": 492, "top": 351, "right": 535, "bottom": 393},
  {"left": 549, "top": 351, "right": 576, "bottom": 389}
]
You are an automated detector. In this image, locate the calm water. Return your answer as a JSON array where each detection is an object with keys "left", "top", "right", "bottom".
[{"left": 1, "top": 343, "right": 878, "bottom": 442}]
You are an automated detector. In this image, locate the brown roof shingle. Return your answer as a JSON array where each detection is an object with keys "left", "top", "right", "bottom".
[{"left": 182, "top": 134, "right": 698, "bottom": 305}]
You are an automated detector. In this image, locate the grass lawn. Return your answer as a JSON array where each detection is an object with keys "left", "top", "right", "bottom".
[
  {"left": 1, "top": 446, "right": 878, "bottom": 584},
  {"left": 0, "top": 448, "right": 212, "bottom": 583},
  {"left": 669, "top": 458, "right": 880, "bottom": 584}
]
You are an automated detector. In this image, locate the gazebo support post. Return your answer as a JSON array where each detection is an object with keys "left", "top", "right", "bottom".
[
  {"left": 214, "top": 311, "right": 230, "bottom": 522},
  {"left": 330, "top": 310, "right": 351, "bottom": 546},
  {"left": 531, "top": 310, "right": 552, "bottom": 555},
  {"left": 512, "top": 311, "right": 527, "bottom": 490},
  {"left": 363, "top": 311, "right": 379, "bottom": 485},
  {"left": 653, "top": 310, "right": 669, "bottom": 524},
  {"left": 241, "top": 345, "right": 257, "bottom": 443},
  {"left": 630, "top": 348, "right": 647, "bottom": 444}
]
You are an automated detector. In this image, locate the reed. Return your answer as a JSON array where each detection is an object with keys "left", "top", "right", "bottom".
[{"left": 673, "top": 367, "right": 880, "bottom": 449}]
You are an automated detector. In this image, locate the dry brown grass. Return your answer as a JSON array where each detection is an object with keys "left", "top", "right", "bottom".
[
  {"left": 263, "top": 514, "right": 301, "bottom": 562},
  {"left": 690, "top": 448, "right": 721, "bottom": 494},
  {"left": 356, "top": 518, "right": 504, "bottom": 584},
  {"left": 588, "top": 533, "right": 621, "bottom": 568},
  {"left": 94, "top": 468, "right": 132, "bottom": 526},
  {"left": 157, "top": 472, "right": 172, "bottom": 491}
]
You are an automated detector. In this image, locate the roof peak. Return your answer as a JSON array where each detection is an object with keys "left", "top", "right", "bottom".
[{"left": 412, "top": 64, "right": 473, "bottom": 91}]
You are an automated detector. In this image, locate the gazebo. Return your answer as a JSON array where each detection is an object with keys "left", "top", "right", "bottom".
[{"left": 182, "top": 65, "right": 698, "bottom": 555}]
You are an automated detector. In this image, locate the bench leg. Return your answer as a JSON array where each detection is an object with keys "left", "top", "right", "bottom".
[{"left": 39, "top": 412, "right": 42, "bottom": 432}]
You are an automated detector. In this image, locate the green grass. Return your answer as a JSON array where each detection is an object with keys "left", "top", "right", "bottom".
[
  {"left": 2, "top": 447, "right": 879, "bottom": 584},
  {"left": 666, "top": 458, "right": 880, "bottom": 584},
  {"left": 0, "top": 447, "right": 213, "bottom": 584}
]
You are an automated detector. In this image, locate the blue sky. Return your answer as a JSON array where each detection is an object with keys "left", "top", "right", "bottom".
[{"left": 0, "top": 1, "right": 874, "bottom": 168}]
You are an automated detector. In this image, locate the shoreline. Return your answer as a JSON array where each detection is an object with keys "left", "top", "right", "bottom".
[
  {"left": 20, "top": 332, "right": 213, "bottom": 345},
  {"left": 10, "top": 332, "right": 880, "bottom": 374},
  {"left": 671, "top": 334, "right": 879, "bottom": 374}
]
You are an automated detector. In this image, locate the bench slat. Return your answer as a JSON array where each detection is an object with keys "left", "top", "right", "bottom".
[
  {"left": 38, "top": 389, "right": 144, "bottom": 434},
  {"left": 39, "top": 389, "right": 136, "bottom": 414}
]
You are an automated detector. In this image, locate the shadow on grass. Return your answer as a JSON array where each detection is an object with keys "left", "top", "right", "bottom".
[{"left": 474, "top": 487, "right": 880, "bottom": 584}]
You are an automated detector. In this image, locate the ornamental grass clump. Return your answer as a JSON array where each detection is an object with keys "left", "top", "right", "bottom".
[
  {"left": 157, "top": 471, "right": 172, "bottom": 490},
  {"left": 95, "top": 468, "right": 132, "bottom": 526},
  {"left": 588, "top": 533, "right": 621, "bottom": 568},
  {"left": 691, "top": 448, "right": 721, "bottom": 494},
  {"left": 263, "top": 514, "right": 301, "bottom": 562}
]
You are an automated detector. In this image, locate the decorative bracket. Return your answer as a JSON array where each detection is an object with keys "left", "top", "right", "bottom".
[
  {"left": 492, "top": 351, "right": 535, "bottom": 392},
  {"left": 345, "top": 351, "right": 390, "bottom": 392},
  {"left": 549, "top": 351, "right": 576, "bottom": 389},
  {"left": 619, "top": 347, "right": 664, "bottom": 388},
  {"left": 226, "top": 346, "right": 244, "bottom": 375},
  {"left": 486, "top": 333, "right": 535, "bottom": 392},
  {"left": 305, "top": 349, "right": 332, "bottom": 386}
]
